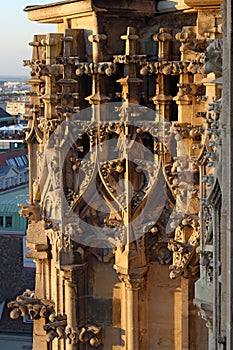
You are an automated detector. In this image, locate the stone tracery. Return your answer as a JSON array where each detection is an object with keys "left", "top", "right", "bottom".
[{"left": 7, "top": 0, "right": 225, "bottom": 348}]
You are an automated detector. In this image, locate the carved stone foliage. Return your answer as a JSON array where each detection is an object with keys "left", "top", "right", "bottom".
[
  {"left": 18, "top": 203, "right": 41, "bottom": 223},
  {"left": 140, "top": 60, "right": 204, "bottom": 76},
  {"left": 202, "top": 204, "right": 213, "bottom": 245},
  {"left": 168, "top": 216, "right": 200, "bottom": 279},
  {"left": 172, "top": 122, "right": 204, "bottom": 140},
  {"left": 7, "top": 289, "right": 55, "bottom": 320},
  {"left": 16, "top": 2, "right": 226, "bottom": 349},
  {"left": 204, "top": 39, "right": 223, "bottom": 75},
  {"left": 56, "top": 111, "right": 203, "bottom": 258},
  {"left": 192, "top": 15, "right": 223, "bottom": 339},
  {"left": 78, "top": 325, "right": 102, "bottom": 347},
  {"left": 8, "top": 290, "right": 103, "bottom": 347},
  {"left": 44, "top": 315, "right": 103, "bottom": 348},
  {"left": 23, "top": 22, "right": 209, "bottom": 261},
  {"left": 75, "top": 62, "right": 116, "bottom": 76},
  {"left": 44, "top": 314, "right": 67, "bottom": 342},
  {"left": 23, "top": 16, "right": 221, "bottom": 286},
  {"left": 38, "top": 116, "right": 61, "bottom": 134},
  {"left": 198, "top": 97, "right": 221, "bottom": 197}
]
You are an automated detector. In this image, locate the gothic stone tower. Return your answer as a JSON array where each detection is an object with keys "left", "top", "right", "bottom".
[{"left": 8, "top": 0, "right": 224, "bottom": 349}]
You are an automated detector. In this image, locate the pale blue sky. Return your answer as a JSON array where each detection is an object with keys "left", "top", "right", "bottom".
[{"left": 0, "top": 0, "right": 56, "bottom": 77}]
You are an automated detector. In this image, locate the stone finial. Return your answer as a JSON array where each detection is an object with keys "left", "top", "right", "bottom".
[
  {"left": 153, "top": 28, "right": 173, "bottom": 60},
  {"left": 61, "top": 31, "right": 73, "bottom": 58},
  {"left": 88, "top": 33, "right": 107, "bottom": 63},
  {"left": 121, "top": 27, "right": 139, "bottom": 56}
]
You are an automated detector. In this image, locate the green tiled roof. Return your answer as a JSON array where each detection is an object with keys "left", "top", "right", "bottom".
[
  {"left": 0, "top": 187, "right": 28, "bottom": 231},
  {"left": 0, "top": 186, "right": 29, "bottom": 213},
  {"left": 0, "top": 116, "right": 14, "bottom": 122}
]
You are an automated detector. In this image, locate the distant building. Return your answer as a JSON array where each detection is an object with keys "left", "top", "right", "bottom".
[
  {"left": 0, "top": 187, "right": 28, "bottom": 234},
  {"left": 0, "top": 108, "right": 15, "bottom": 126},
  {"left": 0, "top": 87, "right": 32, "bottom": 349},
  {"left": 0, "top": 187, "right": 34, "bottom": 350},
  {"left": 6, "top": 101, "right": 30, "bottom": 119},
  {"left": 0, "top": 149, "right": 29, "bottom": 192},
  {"left": 0, "top": 79, "right": 30, "bottom": 118}
]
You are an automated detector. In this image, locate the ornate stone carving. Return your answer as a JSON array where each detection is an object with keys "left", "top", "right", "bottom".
[
  {"left": 44, "top": 316, "right": 103, "bottom": 348},
  {"left": 168, "top": 217, "right": 200, "bottom": 279},
  {"left": 153, "top": 28, "right": 173, "bottom": 61},
  {"left": 78, "top": 325, "right": 102, "bottom": 347},
  {"left": 204, "top": 39, "right": 223, "bottom": 75},
  {"left": 18, "top": 203, "right": 41, "bottom": 223},
  {"left": 172, "top": 122, "right": 204, "bottom": 140},
  {"left": 114, "top": 55, "right": 146, "bottom": 65},
  {"left": 44, "top": 314, "right": 67, "bottom": 342},
  {"left": 140, "top": 60, "right": 204, "bottom": 76},
  {"left": 19, "top": 3, "right": 224, "bottom": 350},
  {"left": 8, "top": 290, "right": 55, "bottom": 320},
  {"left": 75, "top": 62, "right": 116, "bottom": 76}
]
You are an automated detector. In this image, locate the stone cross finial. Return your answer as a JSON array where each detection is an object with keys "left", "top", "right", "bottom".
[
  {"left": 116, "top": 27, "right": 142, "bottom": 103},
  {"left": 121, "top": 27, "right": 139, "bottom": 56}
]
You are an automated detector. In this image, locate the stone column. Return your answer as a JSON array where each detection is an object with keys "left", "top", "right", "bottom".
[
  {"left": 182, "top": 277, "right": 202, "bottom": 350},
  {"left": 181, "top": 278, "right": 189, "bottom": 350},
  {"left": 63, "top": 266, "right": 81, "bottom": 350},
  {"left": 125, "top": 281, "right": 140, "bottom": 350},
  {"left": 33, "top": 250, "right": 50, "bottom": 350},
  {"left": 115, "top": 265, "right": 147, "bottom": 350}
]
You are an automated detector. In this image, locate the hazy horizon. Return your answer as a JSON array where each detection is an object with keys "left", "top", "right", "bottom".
[{"left": 0, "top": 74, "right": 29, "bottom": 78}]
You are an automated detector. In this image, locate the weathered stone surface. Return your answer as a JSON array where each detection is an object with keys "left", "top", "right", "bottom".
[{"left": 11, "top": 0, "right": 227, "bottom": 349}]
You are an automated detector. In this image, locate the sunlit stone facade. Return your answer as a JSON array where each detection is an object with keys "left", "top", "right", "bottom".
[{"left": 8, "top": 0, "right": 233, "bottom": 349}]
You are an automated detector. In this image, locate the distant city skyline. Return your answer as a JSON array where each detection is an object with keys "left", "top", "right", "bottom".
[{"left": 0, "top": 0, "right": 56, "bottom": 77}]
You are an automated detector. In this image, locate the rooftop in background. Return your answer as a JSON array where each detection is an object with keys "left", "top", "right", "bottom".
[
  {"left": 0, "top": 148, "right": 28, "bottom": 166},
  {"left": 0, "top": 148, "right": 29, "bottom": 192},
  {"left": 0, "top": 78, "right": 30, "bottom": 115},
  {"left": 0, "top": 186, "right": 29, "bottom": 206},
  {"left": 0, "top": 186, "right": 29, "bottom": 234},
  {"left": 0, "top": 107, "right": 14, "bottom": 124},
  {"left": 6, "top": 100, "right": 30, "bottom": 117},
  {"left": 0, "top": 185, "right": 34, "bottom": 339}
]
